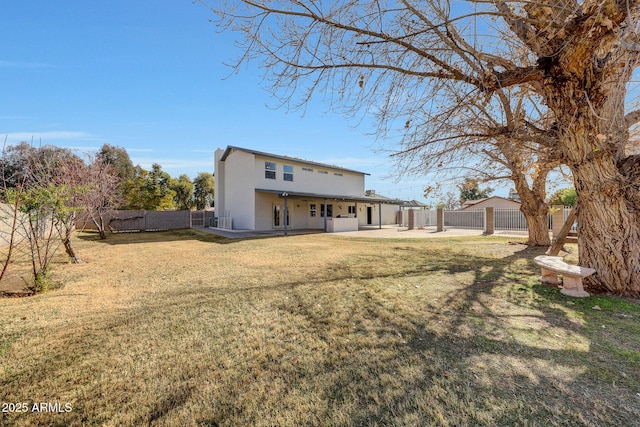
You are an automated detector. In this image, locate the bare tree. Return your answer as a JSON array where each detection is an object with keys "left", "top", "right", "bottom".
[
  {"left": 51, "top": 154, "right": 89, "bottom": 263},
  {"left": 205, "top": 0, "right": 640, "bottom": 296},
  {"left": 81, "top": 155, "right": 122, "bottom": 240},
  {"left": 400, "top": 86, "right": 562, "bottom": 246},
  {"left": 0, "top": 142, "right": 28, "bottom": 283}
]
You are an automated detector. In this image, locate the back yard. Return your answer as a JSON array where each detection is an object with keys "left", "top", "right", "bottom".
[{"left": 0, "top": 230, "right": 639, "bottom": 426}]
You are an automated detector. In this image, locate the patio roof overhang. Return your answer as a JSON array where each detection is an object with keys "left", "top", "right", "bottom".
[{"left": 255, "top": 188, "right": 405, "bottom": 204}]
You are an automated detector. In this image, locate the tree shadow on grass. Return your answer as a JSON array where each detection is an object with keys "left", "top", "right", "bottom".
[
  {"left": 114, "top": 241, "right": 638, "bottom": 424},
  {"left": 6, "top": 238, "right": 639, "bottom": 425},
  {"left": 210, "top": 243, "right": 639, "bottom": 425},
  {"left": 75, "top": 228, "right": 281, "bottom": 246}
]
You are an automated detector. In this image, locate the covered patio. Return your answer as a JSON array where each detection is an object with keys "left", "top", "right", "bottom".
[{"left": 254, "top": 189, "right": 404, "bottom": 235}]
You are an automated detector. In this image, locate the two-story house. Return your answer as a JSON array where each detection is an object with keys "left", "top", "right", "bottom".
[{"left": 214, "top": 146, "right": 402, "bottom": 232}]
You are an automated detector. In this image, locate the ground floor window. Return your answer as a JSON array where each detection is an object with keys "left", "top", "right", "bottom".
[
  {"left": 310, "top": 204, "right": 317, "bottom": 217},
  {"left": 321, "top": 204, "right": 333, "bottom": 217},
  {"left": 348, "top": 206, "right": 356, "bottom": 215}
]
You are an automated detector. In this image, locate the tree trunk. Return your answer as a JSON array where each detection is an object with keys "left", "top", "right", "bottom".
[
  {"left": 556, "top": 101, "right": 640, "bottom": 296},
  {"left": 62, "top": 230, "right": 83, "bottom": 264},
  {"left": 520, "top": 206, "right": 551, "bottom": 246},
  {"left": 571, "top": 158, "right": 640, "bottom": 296},
  {"left": 542, "top": 47, "right": 640, "bottom": 296},
  {"left": 91, "top": 214, "right": 109, "bottom": 240},
  {"left": 509, "top": 165, "right": 552, "bottom": 246}
]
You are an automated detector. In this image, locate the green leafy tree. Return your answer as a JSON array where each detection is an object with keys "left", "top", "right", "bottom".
[
  {"left": 170, "top": 174, "right": 194, "bottom": 211},
  {"left": 458, "top": 179, "right": 493, "bottom": 204},
  {"left": 548, "top": 187, "right": 578, "bottom": 207},
  {"left": 97, "top": 144, "right": 135, "bottom": 207},
  {"left": 97, "top": 144, "right": 135, "bottom": 183},
  {"left": 124, "top": 164, "right": 176, "bottom": 210},
  {"left": 193, "top": 172, "right": 215, "bottom": 210}
]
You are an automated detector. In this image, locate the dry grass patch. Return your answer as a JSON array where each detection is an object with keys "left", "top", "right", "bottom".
[{"left": 0, "top": 230, "right": 639, "bottom": 426}]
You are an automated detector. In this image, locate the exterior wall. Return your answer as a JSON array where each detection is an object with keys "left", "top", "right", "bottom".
[
  {"left": 307, "top": 200, "right": 325, "bottom": 229},
  {"left": 253, "top": 155, "right": 364, "bottom": 196},
  {"left": 214, "top": 149, "right": 225, "bottom": 215},
  {"left": 255, "top": 193, "right": 317, "bottom": 231},
  {"left": 223, "top": 150, "right": 256, "bottom": 230},
  {"left": 381, "top": 204, "right": 400, "bottom": 224},
  {"left": 254, "top": 192, "right": 275, "bottom": 231},
  {"left": 288, "top": 200, "right": 310, "bottom": 230},
  {"left": 356, "top": 203, "right": 401, "bottom": 226}
]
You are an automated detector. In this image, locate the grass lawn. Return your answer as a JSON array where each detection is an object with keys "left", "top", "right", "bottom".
[{"left": 0, "top": 230, "right": 639, "bottom": 426}]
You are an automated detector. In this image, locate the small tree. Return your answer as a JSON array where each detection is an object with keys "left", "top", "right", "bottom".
[
  {"left": 436, "top": 192, "right": 459, "bottom": 210},
  {"left": 15, "top": 184, "right": 65, "bottom": 291},
  {"left": 46, "top": 151, "right": 90, "bottom": 263},
  {"left": 82, "top": 155, "right": 122, "bottom": 240},
  {"left": 0, "top": 142, "right": 28, "bottom": 283}
]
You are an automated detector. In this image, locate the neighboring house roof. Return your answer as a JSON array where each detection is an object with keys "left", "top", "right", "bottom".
[
  {"left": 255, "top": 188, "right": 404, "bottom": 204},
  {"left": 402, "top": 199, "right": 429, "bottom": 208},
  {"left": 461, "top": 198, "right": 486, "bottom": 208},
  {"left": 460, "top": 195, "right": 522, "bottom": 210},
  {"left": 220, "top": 146, "right": 371, "bottom": 176}
]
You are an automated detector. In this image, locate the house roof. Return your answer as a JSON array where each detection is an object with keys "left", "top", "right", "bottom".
[
  {"left": 255, "top": 188, "right": 404, "bottom": 204},
  {"left": 402, "top": 199, "right": 429, "bottom": 208},
  {"left": 220, "top": 146, "right": 370, "bottom": 176},
  {"left": 460, "top": 195, "right": 521, "bottom": 210}
]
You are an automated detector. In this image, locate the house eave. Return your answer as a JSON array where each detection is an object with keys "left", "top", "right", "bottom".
[
  {"left": 255, "top": 188, "right": 404, "bottom": 204},
  {"left": 220, "top": 146, "right": 371, "bottom": 176}
]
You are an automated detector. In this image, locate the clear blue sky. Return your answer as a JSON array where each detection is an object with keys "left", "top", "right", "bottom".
[{"left": 0, "top": 1, "right": 511, "bottom": 202}]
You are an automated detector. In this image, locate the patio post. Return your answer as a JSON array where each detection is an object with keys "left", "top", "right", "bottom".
[
  {"left": 378, "top": 202, "right": 382, "bottom": 229},
  {"left": 323, "top": 199, "right": 327, "bottom": 232},
  {"left": 283, "top": 193, "right": 289, "bottom": 236}
]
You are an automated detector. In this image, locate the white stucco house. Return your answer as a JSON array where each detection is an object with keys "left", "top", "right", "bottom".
[{"left": 214, "top": 146, "right": 403, "bottom": 232}]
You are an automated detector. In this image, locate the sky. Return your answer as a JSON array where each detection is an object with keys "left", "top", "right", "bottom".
[{"left": 0, "top": 0, "right": 513, "bottom": 203}]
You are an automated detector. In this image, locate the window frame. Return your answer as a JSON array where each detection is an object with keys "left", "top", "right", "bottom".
[
  {"left": 265, "top": 161, "right": 276, "bottom": 180},
  {"left": 283, "top": 164, "right": 294, "bottom": 182}
]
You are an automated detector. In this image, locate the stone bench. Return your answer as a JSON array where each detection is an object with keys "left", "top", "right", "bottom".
[{"left": 533, "top": 255, "right": 596, "bottom": 297}]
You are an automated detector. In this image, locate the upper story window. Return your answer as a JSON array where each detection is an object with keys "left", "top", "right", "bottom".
[
  {"left": 334, "top": 172, "right": 343, "bottom": 177},
  {"left": 283, "top": 164, "right": 294, "bottom": 181},
  {"left": 265, "top": 161, "right": 276, "bottom": 179},
  {"left": 318, "top": 170, "right": 328, "bottom": 175},
  {"left": 302, "top": 167, "right": 313, "bottom": 172}
]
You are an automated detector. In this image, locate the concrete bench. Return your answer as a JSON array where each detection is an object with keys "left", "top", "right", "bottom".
[{"left": 533, "top": 255, "right": 596, "bottom": 297}]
